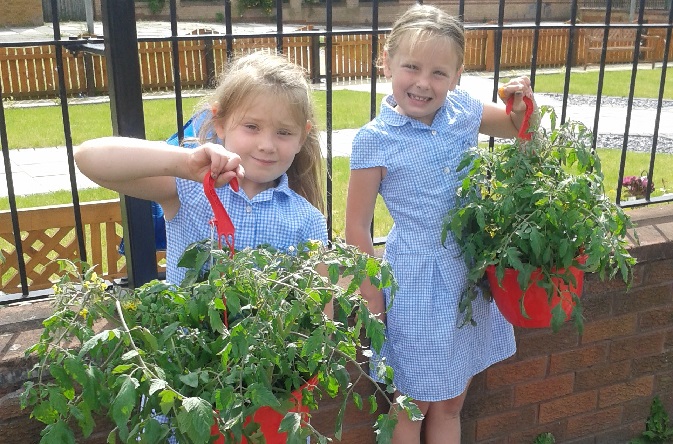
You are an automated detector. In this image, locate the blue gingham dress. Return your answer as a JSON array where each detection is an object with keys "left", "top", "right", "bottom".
[{"left": 350, "top": 87, "right": 516, "bottom": 402}]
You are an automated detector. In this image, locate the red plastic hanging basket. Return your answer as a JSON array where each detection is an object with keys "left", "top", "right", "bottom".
[
  {"left": 210, "top": 377, "right": 317, "bottom": 444},
  {"left": 486, "top": 257, "right": 586, "bottom": 328}
]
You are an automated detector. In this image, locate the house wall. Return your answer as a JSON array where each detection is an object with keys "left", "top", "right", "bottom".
[
  {"left": 91, "top": 0, "right": 574, "bottom": 26},
  {"left": 0, "top": 205, "right": 671, "bottom": 442},
  {"left": 0, "top": 0, "right": 43, "bottom": 27}
]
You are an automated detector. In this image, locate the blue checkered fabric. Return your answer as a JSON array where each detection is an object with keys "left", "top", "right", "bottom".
[{"left": 350, "top": 87, "right": 516, "bottom": 402}]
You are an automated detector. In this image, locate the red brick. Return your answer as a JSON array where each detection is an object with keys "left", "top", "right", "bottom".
[
  {"left": 613, "top": 285, "right": 672, "bottom": 316},
  {"left": 593, "top": 421, "right": 645, "bottom": 444},
  {"left": 549, "top": 344, "right": 608, "bottom": 375},
  {"left": 565, "top": 406, "right": 623, "bottom": 439},
  {"left": 598, "top": 376, "right": 654, "bottom": 408},
  {"left": 608, "top": 332, "right": 666, "bottom": 362},
  {"left": 583, "top": 271, "right": 631, "bottom": 295},
  {"left": 580, "top": 313, "right": 637, "bottom": 344},
  {"left": 516, "top": 329, "right": 579, "bottom": 360},
  {"left": 622, "top": 396, "right": 653, "bottom": 424},
  {"left": 462, "top": 387, "right": 513, "bottom": 420},
  {"left": 633, "top": 351, "right": 673, "bottom": 376},
  {"left": 575, "top": 360, "right": 632, "bottom": 391},
  {"left": 514, "top": 373, "right": 574, "bottom": 407},
  {"left": 474, "top": 406, "right": 536, "bottom": 441},
  {"left": 580, "top": 291, "right": 614, "bottom": 321},
  {"left": 639, "top": 305, "right": 673, "bottom": 330},
  {"left": 655, "top": 371, "right": 673, "bottom": 395},
  {"left": 643, "top": 258, "right": 673, "bottom": 286},
  {"left": 539, "top": 391, "right": 597, "bottom": 424},
  {"left": 508, "top": 421, "right": 567, "bottom": 444},
  {"left": 486, "top": 357, "right": 548, "bottom": 388},
  {"left": 460, "top": 418, "right": 477, "bottom": 444}
]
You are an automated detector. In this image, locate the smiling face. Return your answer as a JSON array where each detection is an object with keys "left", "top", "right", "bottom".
[
  {"left": 214, "top": 93, "right": 309, "bottom": 198},
  {"left": 383, "top": 36, "right": 463, "bottom": 126}
]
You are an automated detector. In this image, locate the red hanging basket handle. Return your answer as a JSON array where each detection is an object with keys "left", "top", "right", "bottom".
[
  {"left": 203, "top": 172, "right": 239, "bottom": 257},
  {"left": 500, "top": 87, "right": 535, "bottom": 141}
]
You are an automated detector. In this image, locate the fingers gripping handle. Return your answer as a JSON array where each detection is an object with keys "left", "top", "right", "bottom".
[
  {"left": 203, "top": 172, "right": 239, "bottom": 257},
  {"left": 505, "top": 94, "right": 535, "bottom": 141}
]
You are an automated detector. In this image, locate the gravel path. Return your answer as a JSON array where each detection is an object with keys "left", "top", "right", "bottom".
[{"left": 537, "top": 93, "right": 673, "bottom": 154}]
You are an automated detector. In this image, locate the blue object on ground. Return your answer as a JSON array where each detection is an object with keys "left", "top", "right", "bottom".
[{"left": 118, "top": 201, "right": 167, "bottom": 255}]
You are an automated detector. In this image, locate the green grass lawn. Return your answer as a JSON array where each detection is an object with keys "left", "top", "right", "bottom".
[
  {"left": 524, "top": 67, "right": 673, "bottom": 99},
  {"left": 3, "top": 90, "right": 385, "bottom": 150}
]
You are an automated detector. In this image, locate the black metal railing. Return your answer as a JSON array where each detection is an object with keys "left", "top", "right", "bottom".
[{"left": 1, "top": 0, "right": 672, "bottom": 301}]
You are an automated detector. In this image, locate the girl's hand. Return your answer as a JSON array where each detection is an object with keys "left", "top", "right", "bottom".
[
  {"left": 187, "top": 143, "right": 245, "bottom": 187},
  {"left": 497, "top": 76, "right": 535, "bottom": 114}
]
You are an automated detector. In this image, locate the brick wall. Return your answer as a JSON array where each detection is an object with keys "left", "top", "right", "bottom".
[
  {"left": 0, "top": 205, "right": 671, "bottom": 443},
  {"left": 0, "top": 0, "right": 43, "bottom": 27}
]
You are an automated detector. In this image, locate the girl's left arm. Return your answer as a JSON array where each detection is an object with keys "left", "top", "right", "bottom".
[{"left": 479, "top": 76, "right": 537, "bottom": 139}]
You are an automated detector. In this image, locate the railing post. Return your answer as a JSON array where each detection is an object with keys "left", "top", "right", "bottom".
[
  {"left": 310, "top": 34, "right": 321, "bottom": 84},
  {"left": 101, "top": 0, "right": 158, "bottom": 288}
]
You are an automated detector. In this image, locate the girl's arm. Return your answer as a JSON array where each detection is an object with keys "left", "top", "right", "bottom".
[
  {"left": 345, "top": 167, "right": 386, "bottom": 322},
  {"left": 75, "top": 137, "right": 243, "bottom": 218},
  {"left": 479, "top": 76, "right": 537, "bottom": 139}
]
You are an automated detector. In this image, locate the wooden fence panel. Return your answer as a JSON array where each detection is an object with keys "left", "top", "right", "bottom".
[
  {"left": 537, "top": 28, "right": 572, "bottom": 67},
  {"left": 465, "top": 29, "right": 488, "bottom": 70},
  {"left": 0, "top": 200, "right": 125, "bottom": 294},
  {"left": 0, "top": 30, "right": 668, "bottom": 99},
  {"left": 0, "top": 200, "right": 166, "bottom": 295},
  {"left": 330, "top": 33, "right": 386, "bottom": 81},
  {"left": 178, "top": 39, "right": 208, "bottom": 88},
  {"left": 580, "top": 28, "right": 646, "bottom": 67},
  {"left": 285, "top": 35, "right": 313, "bottom": 72}
]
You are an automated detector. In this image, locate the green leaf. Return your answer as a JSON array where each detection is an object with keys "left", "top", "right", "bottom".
[
  {"left": 279, "top": 412, "right": 303, "bottom": 443},
  {"left": 352, "top": 392, "right": 363, "bottom": 410},
  {"left": 374, "top": 413, "right": 397, "bottom": 443},
  {"left": 159, "top": 390, "right": 178, "bottom": 415},
  {"left": 179, "top": 372, "right": 200, "bottom": 388},
  {"left": 111, "top": 375, "right": 138, "bottom": 428},
  {"left": 368, "top": 394, "right": 378, "bottom": 414},
  {"left": 148, "top": 379, "right": 167, "bottom": 396},
  {"left": 39, "top": 420, "right": 75, "bottom": 444},
  {"left": 328, "top": 263, "right": 340, "bottom": 284},
  {"left": 176, "top": 397, "right": 214, "bottom": 444},
  {"left": 248, "top": 383, "right": 281, "bottom": 408}
]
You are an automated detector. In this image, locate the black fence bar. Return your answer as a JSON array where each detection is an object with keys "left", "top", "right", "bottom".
[
  {"left": 101, "top": 0, "right": 158, "bottom": 288},
  {"left": 562, "top": 0, "right": 580, "bottom": 124},
  {"left": 325, "top": 0, "right": 334, "bottom": 241},
  {"left": 530, "top": 0, "right": 543, "bottom": 87},
  {"left": 0, "top": 79, "right": 28, "bottom": 296},
  {"left": 169, "top": 0, "right": 185, "bottom": 142},
  {"left": 50, "top": 0, "right": 87, "bottom": 267},
  {"left": 592, "top": 0, "right": 614, "bottom": 150}
]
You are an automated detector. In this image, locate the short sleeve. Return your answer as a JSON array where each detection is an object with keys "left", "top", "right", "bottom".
[{"left": 350, "top": 123, "right": 387, "bottom": 170}]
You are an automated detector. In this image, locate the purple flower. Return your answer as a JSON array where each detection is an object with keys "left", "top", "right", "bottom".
[{"left": 622, "top": 174, "right": 654, "bottom": 198}]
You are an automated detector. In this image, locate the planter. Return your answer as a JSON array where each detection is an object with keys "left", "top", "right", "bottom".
[
  {"left": 486, "top": 261, "right": 585, "bottom": 328},
  {"left": 211, "top": 377, "right": 317, "bottom": 444}
]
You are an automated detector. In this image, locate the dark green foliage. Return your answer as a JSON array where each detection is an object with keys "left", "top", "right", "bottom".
[
  {"left": 630, "top": 396, "right": 673, "bottom": 444},
  {"left": 21, "top": 240, "right": 422, "bottom": 443},
  {"left": 533, "top": 432, "right": 555, "bottom": 444},
  {"left": 442, "top": 106, "right": 637, "bottom": 333}
]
